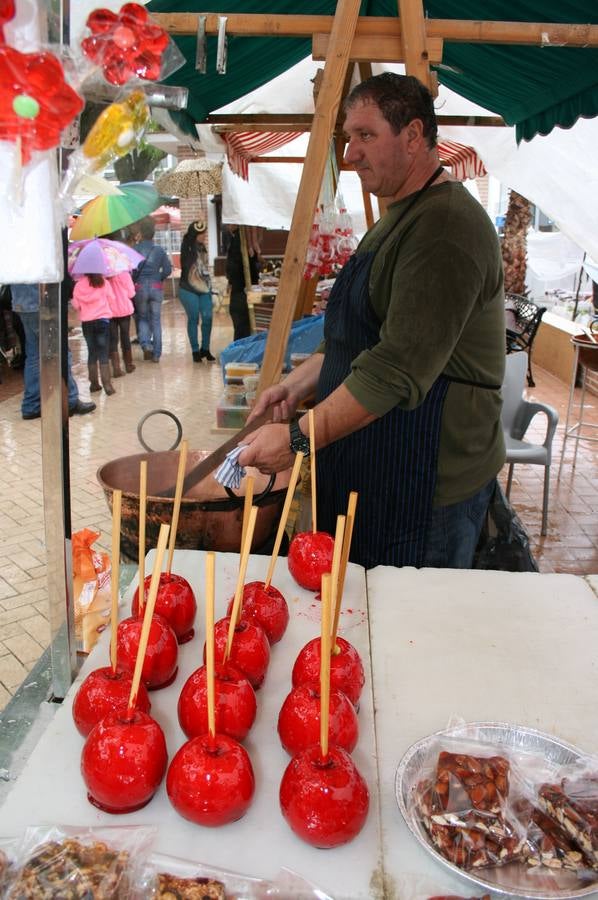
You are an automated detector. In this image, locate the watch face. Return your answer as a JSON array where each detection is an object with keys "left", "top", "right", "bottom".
[{"left": 290, "top": 421, "right": 310, "bottom": 455}]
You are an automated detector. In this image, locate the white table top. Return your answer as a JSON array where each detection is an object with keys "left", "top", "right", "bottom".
[{"left": 0, "top": 551, "right": 378, "bottom": 900}]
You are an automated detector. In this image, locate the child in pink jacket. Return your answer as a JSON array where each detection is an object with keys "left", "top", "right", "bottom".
[
  {"left": 107, "top": 271, "right": 136, "bottom": 377},
  {"left": 71, "top": 274, "right": 115, "bottom": 395}
]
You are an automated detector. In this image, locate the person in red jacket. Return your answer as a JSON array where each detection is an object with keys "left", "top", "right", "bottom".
[{"left": 72, "top": 274, "right": 115, "bottom": 395}]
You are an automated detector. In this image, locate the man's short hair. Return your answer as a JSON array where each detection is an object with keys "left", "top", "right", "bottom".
[
  {"left": 139, "top": 216, "right": 156, "bottom": 240},
  {"left": 344, "top": 73, "right": 438, "bottom": 148}
]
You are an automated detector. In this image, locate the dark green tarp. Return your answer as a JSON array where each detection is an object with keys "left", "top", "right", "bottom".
[{"left": 148, "top": 0, "right": 598, "bottom": 141}]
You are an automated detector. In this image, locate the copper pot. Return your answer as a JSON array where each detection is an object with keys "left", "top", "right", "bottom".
[{"left": 97, "top": 450, "right": 289, "bottom": 561}]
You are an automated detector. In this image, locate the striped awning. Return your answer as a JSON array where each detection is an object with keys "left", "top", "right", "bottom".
[{"left": 224, "top": 131, "right": 486, "bottom": 182}]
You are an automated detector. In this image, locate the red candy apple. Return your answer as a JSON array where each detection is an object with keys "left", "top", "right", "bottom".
[
  {"left": 292, "top": 636, "right": 365, "bottom": 707},
  {"left": 81, "top": 709, "right": 168, "bottom": 814},
  {"left": 209, "top": 616, "right": 270, "bottom": 689},
  {"left": 117, "top": 613, "right": 178, "bottom": 690},
  {"left": 72, "top": 666, "right": 151, "bottom": 737},
  {"left": 278, "top": 682, "right": 359, "bottom": 756},
  {"left": 288, "top": 531, "right": 335, "bottom": 591},
  {"left": 280, "top": 744, "right": 369, "bottom": 847},
  {"left": 226, "top": 580, "right": 289, "bottom": 644},
  {"left": 132, "top": 572, "right": 196, "bottom": 644},
  {"left": 167, "top": 732, "right": 255, "bottom": 826},
  {"left": 178, "top": 660, "right": 256, "bottom": 742}
]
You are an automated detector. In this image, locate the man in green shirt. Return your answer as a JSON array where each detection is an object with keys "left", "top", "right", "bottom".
[{"left": 239, "top": 73, "right": 505, "bottom": 569}]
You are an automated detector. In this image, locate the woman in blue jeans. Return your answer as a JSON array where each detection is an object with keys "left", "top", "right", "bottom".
[
  {"left": 178, "top": 220, "right": 215, "bottom": 362},
  {"left": 133, "top": 217, "right": 172, "bottom": 362}
]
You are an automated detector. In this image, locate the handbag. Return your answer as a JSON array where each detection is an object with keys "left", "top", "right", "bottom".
[{"left": 188, "top": 263, "right": 211, "bottom": 294}]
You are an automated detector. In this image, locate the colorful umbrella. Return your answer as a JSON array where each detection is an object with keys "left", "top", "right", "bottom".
[
  {"left": 68, "top": 238, "right": 144, "bottom": 277},
  {"left": 69, "top": 181, "right": 161, "bottom": 240}
]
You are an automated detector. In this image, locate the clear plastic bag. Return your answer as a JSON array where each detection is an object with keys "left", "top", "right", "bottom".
[
  {"left": 396, "top": 873, "right": 492, "bottom": 900},
  {"left": 535, "top": 758, "right": 598, "bottom": 872},
  {"left": 0, "top": 837, "right": 19, "bottom": 897},
  {"left": 6, "top": 824, "right": 156, "bottom": 899}
]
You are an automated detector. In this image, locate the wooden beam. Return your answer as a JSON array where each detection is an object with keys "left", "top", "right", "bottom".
[
  {"left": 257, "top": 0, "right": 362, "bottom": 395},
  {"left": 312, "top": 32, "right": 443, "bottom": 63},
  {"left": 207, "top": 114, "right": 314, "bottom": 125},
  {"left": 398, "top": 0, "right": 433, "bottom": 90},
  {"left": 151, "top": 13, "right": 598, "bottom": 47},
  {"left": 209, "top": 113, "right": 505, "bottom": 132}
]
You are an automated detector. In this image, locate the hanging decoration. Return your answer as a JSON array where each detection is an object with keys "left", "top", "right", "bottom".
[
  {"left": 0, "top": 45, "right": 84, "bottom": 166},
  {"left": 304, "top": 145, "right": 358, "bottom": 280},
  {"left": 0, "top": 0, "right": 15, "bottom": 43},
  {"left": 80, "top": 3, "right": 184, "bottom": 87}
]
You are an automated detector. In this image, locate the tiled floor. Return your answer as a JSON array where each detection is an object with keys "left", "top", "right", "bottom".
[{"left": 0, "top": 300, "right": 597, "bottom": 711}]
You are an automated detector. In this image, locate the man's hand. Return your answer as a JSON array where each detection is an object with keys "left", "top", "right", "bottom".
[
  {"left": 246, "top": 384, "right": 294, "bottom": 424},
  {"left": 237, "top": 423, "right": 294, "bottom": 473}
]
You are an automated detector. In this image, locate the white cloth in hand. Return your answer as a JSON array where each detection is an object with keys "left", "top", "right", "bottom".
[{"left": 215, "top": 444, "right": 247, "bottom": 489}]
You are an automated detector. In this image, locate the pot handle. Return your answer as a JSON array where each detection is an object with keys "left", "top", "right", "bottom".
[
  {"left": 224, "top": 473, "right": 276, "bottom": 505},
  {"left": 137, "top": 409, "right": 183, "bottom": 452}
]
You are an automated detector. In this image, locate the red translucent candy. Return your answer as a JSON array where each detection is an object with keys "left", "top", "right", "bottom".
[
  {"left": 132, "top": 572, "right": 196, "bottom": 644},
  {"left": 167, "top": 733, "right": 255, "bottom": 827},
  {"left": 0, "top": 46, "right": 83, "bottom": 164},
  {"left": 83, "top": 2, "right": 170, "bottom": 86},
  {"left": 210, "top": 616, "right": 270, "bottom": 689},
  {"left": 226, "top": 580, "right": 289, "bottom": 644},
  {"left": 292, "top": 636, "right": 365, "bottom": 707},
  {"left": 280, "top": 744, "right": 369, "bottom": 848},
  {"left": 178, "top": 661, "right": 256, "bottom": 743},
  {"left": 278, "top": 683, "right": 359, "bottom": 756},
  {"left": 288, "top": 531, "right": 335, "bottom": 591},
  {"left": 81, "top": 709, "right": 167, "bottom": 814},
  {"left": 117, "top": 613, "right": 178, "bottom": 690},
  {"left": 72, "top": 666, "right": 151, "bottom": 737}
]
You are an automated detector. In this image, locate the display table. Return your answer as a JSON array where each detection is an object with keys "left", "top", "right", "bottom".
[{"left": 3, "top": 559, "right": 598, "bottom": 898}]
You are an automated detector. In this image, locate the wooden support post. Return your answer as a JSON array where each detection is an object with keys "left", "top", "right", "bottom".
[
  {"left": 397, "top": 0, "right": 434, "bottom": 91},
  {"left": 257, "top": 0, "right": 362, "bottom": 394},
  {"left": 357, "top": 62, "right": 377, "bottom": 228}
]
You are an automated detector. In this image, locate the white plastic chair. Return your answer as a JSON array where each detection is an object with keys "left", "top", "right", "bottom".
[{"left": 502, "top": 352, "right": 559, "bottom": 536}]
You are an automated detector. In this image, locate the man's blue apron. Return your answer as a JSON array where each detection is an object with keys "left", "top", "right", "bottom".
[{"left": 315, "top": 246, "right": 450, "bottom": 570}]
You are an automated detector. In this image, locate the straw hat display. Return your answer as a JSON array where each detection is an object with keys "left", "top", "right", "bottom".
[{"left": 156, "top": 158, "right": 223, "bottom": 198}]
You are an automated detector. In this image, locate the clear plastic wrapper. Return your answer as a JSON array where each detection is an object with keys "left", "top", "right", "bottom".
[
  {"left": 78, "top": 3, "right": 185, "bottom": 88},
  {"left": 6, "top": 824, "right": 156, "bottom": 899},
  {"left": 515, "top": 799, "right": 597, "bottom": 874},
  {"left": 536, "top": 760, "right": 598, "bottom": 869},
  {"left": 396, "top": 872, "right": 493, "bottom": 899},
  {"left": 0, "top": 837, "right": 19, "bottom": 897}
]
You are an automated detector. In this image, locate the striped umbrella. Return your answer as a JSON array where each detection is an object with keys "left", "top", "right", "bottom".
[{"left": 69, "top": 182, "right": 161, "bottom": 240}]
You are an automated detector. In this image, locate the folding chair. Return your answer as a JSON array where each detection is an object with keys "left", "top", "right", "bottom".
[{"left": 505, "top": 293, "right": 546, "bottom": 387}]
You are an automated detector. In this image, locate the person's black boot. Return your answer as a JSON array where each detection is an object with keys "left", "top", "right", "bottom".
[
  {"left": 192, "top": 350, "right": 202, "bottom": 362},
  {"left": 69, "top": 400, "right": 96, "bottom": 416},
  {"left": 200, "top": 348, "right": 216, "bottom": 361}
]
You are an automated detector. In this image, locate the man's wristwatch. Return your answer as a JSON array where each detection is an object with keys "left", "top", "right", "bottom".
[{"left": 289, "top": 418, "right": 310, "bottom": 457}]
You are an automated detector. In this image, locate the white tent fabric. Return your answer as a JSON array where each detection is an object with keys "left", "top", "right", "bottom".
[{"left": 197, "top": 56, "right": 598, "bottom": 262}]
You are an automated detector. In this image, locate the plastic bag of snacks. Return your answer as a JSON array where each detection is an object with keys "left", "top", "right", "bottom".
[
  {"left": 396, "top": 873, "right": 492, "bottom": 899},
  {"left": 72, "top": 528, "right": 113, "bottom": 652},
  {"left": 6, "top": 824, "right": 156, "bottom": 899},
  {"left": 0, "top": 837, "right": 20, "bottom": 897}
]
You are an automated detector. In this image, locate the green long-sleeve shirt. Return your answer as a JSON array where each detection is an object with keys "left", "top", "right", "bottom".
[{"left": 325, "top": 180, "right": 506, "bottom": 506}]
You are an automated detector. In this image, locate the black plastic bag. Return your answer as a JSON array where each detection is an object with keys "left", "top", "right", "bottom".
[{"left": 472, "top": 481, "right": 538, "bottom": 572}]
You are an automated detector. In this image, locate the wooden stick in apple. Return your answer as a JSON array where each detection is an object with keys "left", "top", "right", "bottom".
[
  {"left": 205, "top": 551, "right": 216, "bottom": 742},
  {"left": 329, "top": 514, "right": 346, "bottom": 648},
  {"left": 225, "top": 505, "right": 258, "bottom": 661},
  {"left": 332, "top": 492, "right": 358, "bottom": 654},
  {"left": 320, "top": 573, "right": 332, "bottom": 759},
  {"left": 166, "top": 438, "right": 188, "bottom": 576},
  {"left": 138, "top": 460, "right": 148, "bottom": 613},
  {"left": 109, "top": 489, "right": 122, "bottom": 674},
  {"left": 240, "top": 475, "right": 254, "bottom": 554},
  {"left": 127, "top": 523, "right": 170, "bottom": 715},
  {"left": 309, "top": 408, "right": 317, "bottom": 534},
  {"left": 264, "top": 451, "right": 304, "bottom": 590}
]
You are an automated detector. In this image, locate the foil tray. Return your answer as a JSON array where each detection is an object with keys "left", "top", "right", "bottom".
[{"left": 395, "top": 721, "right": 598, "bottom": 900}]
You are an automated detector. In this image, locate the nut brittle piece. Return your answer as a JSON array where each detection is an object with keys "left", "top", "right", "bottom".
[
  {"left": 539, "top": 776, "right": 598, "bottom": 866},
  {"left": 6, "top": 838, "right": 129, "bottom": 899},
  {"left": 157, "top": 871, "right": 226, "bottom": 899},
  {"left": 523, "top": 804, "right": 596, "bottom": 872},
  {"left": 434, "top": 752, "right": 510, "bottom": 816}
]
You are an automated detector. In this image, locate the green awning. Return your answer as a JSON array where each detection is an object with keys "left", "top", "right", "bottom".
[{"left": 148, "top": 0, "right": 598, "bottom": 142}]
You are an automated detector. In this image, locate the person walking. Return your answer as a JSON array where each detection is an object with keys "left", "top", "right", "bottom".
[
  {"left": 108, "top": 270, "right": 136, "bottom": 377},
  {"left": 133, "top": 217, "right": 172, "bottom": 363},
  {"left": 223, "top": 223, "right": 260, "bottom": 342},
  {"left": 71, "top": 273, "right": 115, "bottom": 396},
  {"left": 10, "top": 283, "right": 95, "bottom": 419},
  {"left": 178, "top": 220, "right": 215, "bottom": 362},
  {"left": 239, "top": 73, "right": 505, "bottom": 571}
]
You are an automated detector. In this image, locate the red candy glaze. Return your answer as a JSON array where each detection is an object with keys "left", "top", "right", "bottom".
[
  {"left": 117, "top": 614, "right": 178, "bottom": 690},
  {"left": 287, "top": 531, "right": 334, "bottom": 591},
  {"left": 209, "top": 617, "right": 270, "bottom": 689},
  {"left": 81, "top": 709, "right": 167, "bottom": 814},
  {"left": 280, "top": 744, "right": 369, "bottom": 848},
  {"left": 82, "top": 4, "right": 170, "bottom": 86},
  {"left": 277, "top": 683, "right": 359, "bottom": 756},
  {"left": 292, "top": 636, "right": 365, "bottom": 707},
  {"left": 178, "top": 661, "right": 256, "bottom": 742},
  {"left": 72, "top": 666, "right": 151, "bottom": 737},
  {"left": 167, "top": 733, "right": 255, "bottom": 826},
  {"left": 226, "top": 581, "right": 289, "bottom": 644},
  {"left": 132, "top": 573, "right": 196, "bottom": 644}
]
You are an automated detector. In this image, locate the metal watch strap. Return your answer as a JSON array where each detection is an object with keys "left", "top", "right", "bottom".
[{"left": 289, "top": 418, "right": 310, "bottom": 456}]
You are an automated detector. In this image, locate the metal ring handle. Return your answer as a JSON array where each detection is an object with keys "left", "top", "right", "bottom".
[
  {"left": 137, "top": 409, "right": 183, "bottom": 453},
  {"left": 224, "top": 473, "right": 276, "bottom": 505}
]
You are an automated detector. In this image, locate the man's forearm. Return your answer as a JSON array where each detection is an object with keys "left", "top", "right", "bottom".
[{"left": 301, "top": 383, "right": 378, "bottom": 449}]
